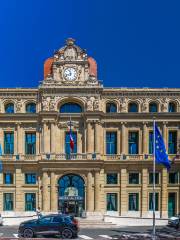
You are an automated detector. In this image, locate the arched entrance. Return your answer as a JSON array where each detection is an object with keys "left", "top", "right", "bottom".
[{"left": 58, "top": 174, "right": 85, "bottom": 217}]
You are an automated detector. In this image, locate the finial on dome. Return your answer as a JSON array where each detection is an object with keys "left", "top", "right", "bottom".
[{"left": 66, "top": 38, "right": 75, "bottom": 46}]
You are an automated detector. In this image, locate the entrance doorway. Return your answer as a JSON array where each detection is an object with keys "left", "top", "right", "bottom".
[
  {"left": 168, "top": 192, "right": 176, "bottom": 217},
  {"left": 58, "top": 174, "right": 85, "bottom": 217}
]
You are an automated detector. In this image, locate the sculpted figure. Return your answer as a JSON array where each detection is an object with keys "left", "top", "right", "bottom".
[
  {"left": 16, "top": 101, "right": 22, "bottom": 113},
  {"left": 49, "top": 98, "right": 56, "bottom": 111},
  {"left": 120, "top": 97, "right": 128, "bottom": 112},
  {"left": 94, "top": 99, "right": 100, "bottom": 111},
  {"left": 142, "top": 98, "right": 149, "bottom": 112},
  {"left": 161, "top": 98, "right": 168, "bottom": 112},
  {"left": 42, "top": 98, "right": 49, "bottom": 111},
  {"left": 87, "top": 97, "right": 94, "bottom": 111}
]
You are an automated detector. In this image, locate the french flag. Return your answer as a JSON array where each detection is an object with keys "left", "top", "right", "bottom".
[{"left": 69, "top": 120, "right": 74, "bottom": 152}]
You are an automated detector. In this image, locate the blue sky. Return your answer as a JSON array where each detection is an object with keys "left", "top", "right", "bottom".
[{"left": 0, "top": 0, "right": 180, "bottom": 88}]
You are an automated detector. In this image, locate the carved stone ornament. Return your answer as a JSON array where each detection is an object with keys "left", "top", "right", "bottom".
[
  {"left": 120, "top": 97, "right": 128, "bottom": 112},
  {"left": 42, "top": 98, "right": 49, "bottom": 111},
  {"left": 141, "top": 98, "right": 149, "bottom": 112},
  {"left": 49, "top": 98, "right": 56, "bottom": 111},
  {"left": 16, "top": 100, "right": 22, "bottom": 113},
  {"left": 94, "top": 99, "right": 100, "bottom": 111},
  {"left": 87, "top": 97, "right": 94, "bottom": 111},
  {"left": 58, "top": 121, "right": 79, "bottom": 129},
  {"left": 161, "top": 97, "right": 169, "bottom": 112}
]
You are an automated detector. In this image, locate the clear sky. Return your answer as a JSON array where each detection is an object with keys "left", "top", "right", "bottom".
[{"left": 0, "top": 0, "right": 180, "bottom": 88}]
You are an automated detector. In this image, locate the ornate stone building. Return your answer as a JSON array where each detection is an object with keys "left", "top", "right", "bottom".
[{"left": 0, "top": 38, "right": 179, "bottom": 218}]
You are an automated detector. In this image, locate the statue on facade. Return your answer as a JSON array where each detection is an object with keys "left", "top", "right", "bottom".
[
  {"left": 16, "top": 101, "right": 22, "bottom": 113},
  {"left": 120, "top": 97, "right": 128, "bottom": 112},
  {"left": 87, "top": 97, "right": 94, "bottom": 111},
  {"left": 141, "top": 98, "right": 149, "bottom": 112},
  {"left": 161, "top": 97, "right": 169, "bottom": 112},
  {"left": 42, "top": 98, "right": 49, "bottom": 111},
  {"left": 94, "top": 99, "right": 100, "bottom": 111},
  {"left": 49, "top": 98, "right": 56, "bottom": 111}
]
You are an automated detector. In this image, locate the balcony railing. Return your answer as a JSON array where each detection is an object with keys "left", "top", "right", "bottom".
[{"left": 0, "top": 153, "right": 179, "bottom": 162}]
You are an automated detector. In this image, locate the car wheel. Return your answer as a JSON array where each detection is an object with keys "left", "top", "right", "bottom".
[
  {"left": 23, "top": 228, "right": 34, "bottom": 238},
  {"left": 61, "top": 228, "right": 73, "bottom": 239}
]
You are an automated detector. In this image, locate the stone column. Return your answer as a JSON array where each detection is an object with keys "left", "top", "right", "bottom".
[
  {"left": 95, "top": 122, "right": 100, "bottom": 153},
  {"left": 94, "top": 171, "right": 100, "bottom": 211},
  {"left": 121, "top": 122, "right": 126, "bottom": 154},
  {"left": 86, "top": 172, "right": 94, "bottom": 212},
  {"left": 120, "top": 168, "right": 127, "bottom": 215},
  {"left": 142, "top": 122, "right": 147, "bottom": 154},
  {"left": 15, "top": 168, "right": 23, "bottom": 211},
  {"left": 161, "top": 168, "right": 168, "bottom": 218},
  {"left": 117, "top": 127, "right": 121, "bottom": 155},
  {"left": 43, "top": 122, "right": 50, "bottom": 153},
  {"left": 50, "top": 172, "right": 57, "bottom": 211},
  {"left": 42, "top": 172, "right": 49, "bottom": 211},
  {"left": 50, "top": 122, "right": 56, "bottom": 153},
  {"left": 86, "top": 121, "right": 94, "bottom": 153},
  {"left": 141, "top": 168, "right": 148, "bottom": 217}
]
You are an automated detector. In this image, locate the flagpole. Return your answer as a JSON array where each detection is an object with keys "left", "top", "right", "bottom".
[{"left": 153, "top": 118, "right": 156, "bottom": 239}]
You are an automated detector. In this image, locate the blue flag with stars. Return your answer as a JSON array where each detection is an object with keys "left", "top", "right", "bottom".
[{"left": 154, "top": 123, "right": 171, "bottom": 170}]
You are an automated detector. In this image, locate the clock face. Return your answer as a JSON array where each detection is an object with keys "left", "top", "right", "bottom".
[{"left": 63, "top": 68, "right": 77, "bottom": 81}]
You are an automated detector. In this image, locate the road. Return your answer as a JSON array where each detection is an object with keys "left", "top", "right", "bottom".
[{"left": 0, "top": 225, "right": 179, "bottom": 239}]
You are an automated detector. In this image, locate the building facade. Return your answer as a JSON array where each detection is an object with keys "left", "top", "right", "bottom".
[{"left": 0, "top": 38, "right": 180, "bottom": 218}]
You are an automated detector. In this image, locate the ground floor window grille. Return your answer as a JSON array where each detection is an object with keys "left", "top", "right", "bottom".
[
  {"left": 3, "top": 193, "right": 13, "bottom": 211},
  {"left": 106, "top": 193, "right": 117, "bottom": 211}
]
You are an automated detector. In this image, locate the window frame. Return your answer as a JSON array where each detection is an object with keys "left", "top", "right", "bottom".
[
  {"left": 149, "top": 192, "right": 159, "bottom": 211},
  {"left": 3, "top": 193, "right": 14, "bottom": 211},
  {"left": 128, "top": 193, "right": 139, "bottom": 211},
  {"left": 168, "top": 131, "right": 177, "bottom": 154},
  {"left": 106, "top": 173, "right": 118, "bottom": 184},
  {"left": 5, "top": 103, "right": 14, "bottom": 114},
  {"left": 25, "top": 132, "right": 36, "bottom": 155},
  {"left": 149, "top": 172, "right": 160, "bottom": 185},
  {"left": 106, "top": 102, "right": 117, "bottom": 113},
  {"left": 60, "top": 102, "right": 82, "bottom": 113},
  {"left": 128, "top": 131, "right": 139, "bottom": 154},
  {"left": 25, "top": 173, "right": 37, "bottom": 184},
  {"left": 26, "top": 103, "right": 36, "bottom": 113},
  {"left": 25, "top": 193, "right": 36, "bottom": 211},
  {"left": 106, "top": 132, "right": 117, "bottom": 155},
  {"left": 149, "top": 102, "right": 158, "bottom": 113},
  {"left": 4, "top": 173, "right": 14, "bottom": 184},
  {"left": 169, "top": 172, "right": 179, "bottom": 184},
  {"left": 106, "top": 193, "right": 118, "bottom": 211},
  {"left": 129, "top": 172, "right": 140, "bottom": 184},
  {"left": 4, "top": 132, "right": 14, "bottom": 155},
  {"left": 128, "top": 102, "right": 138, "bottom": 113}
]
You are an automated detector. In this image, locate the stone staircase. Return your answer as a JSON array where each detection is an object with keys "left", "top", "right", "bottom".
[{"left": 77, "top": 218, "right": 118, "bottom": 228}]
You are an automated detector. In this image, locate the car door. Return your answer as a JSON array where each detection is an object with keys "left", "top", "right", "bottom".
[
  {"left": 36, "top": 216, "right": 53, "bottom": 235},
  {"left": 51, "top": 216, "right": 64, "bottom": 234}
]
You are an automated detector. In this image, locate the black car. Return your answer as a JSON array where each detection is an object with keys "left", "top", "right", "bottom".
[
  {"left": 168, "top": 214, "right": 180, "bottom": 229},
  {"left": 18, "top": 214, "right": 79, "bottom": 239}
]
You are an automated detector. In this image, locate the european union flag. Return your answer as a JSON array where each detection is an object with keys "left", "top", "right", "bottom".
[{"left": 154, "top": 123, "right": 171, "bottom": 170}]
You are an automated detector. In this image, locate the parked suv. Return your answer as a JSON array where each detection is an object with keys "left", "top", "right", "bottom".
[{"left": 18, "top": 214, "right": 79, "bottom": 238}]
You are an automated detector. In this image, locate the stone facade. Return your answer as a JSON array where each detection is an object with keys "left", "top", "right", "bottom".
[{"left": 0, "top": 38, "right": 180, "bottom": 218}]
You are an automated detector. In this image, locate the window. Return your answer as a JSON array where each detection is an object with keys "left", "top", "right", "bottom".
[
  {"left": 128, "top": 103, "right": 138, "bottom": 112},
  {"left": 65, "top": 132, "right": 77, "bottom": 154},
  {"left": 39, "top": 217, "right": 52, "bottom": 224},
  {"left": 25, "top": 173, "right": 36, "bottom": 184},
  {"left": 128, "top": 132, "right": 139, "bottom": 154},
  {"left": 168, "top": 131, "right": 177, "bottom": 154},
  {"left": 149, "top": 102, "right": 158, "bottom": 113},
  {"left": 52, "top": 216, "right": 63, "bottom": 223},
  {"left": 5, "top": 103, "right": 14, "bottom": 113},
  {"left": 106, "top": 173, "right": 118, "bottom": 184},
  {"left": 25, "top": 193, "right": 36, "bottom": 211},
  {"left": 4, "top": 132, "right": 14, "bottom": 154},
  {"left": 4, "top": 173, "right": 13, "bottom": 184},
  {"left": 106, "top": 103, "right": 117, "bottom": 113},
  {"left": 106, "top": 193, "right": 118, "bottom": 211},
  {"left": 149, "top": 172, "right": 159, "bottom": 184},
  {"left": 149, "top": 192, "right": 159, "bottom": 211},
  {"left": 129, "top": 173, "right": 139, "bottom": 184},
  {"left": 149, "top": 132, "right": 153, "bottom": 154},
  {"left": 26, "top": 103, "right": 36, "bottom": 113},
  {"left": 25, "top": 133, "right": 36, "bottom": 154},
  {"left": 60, "top": 103, "right": 82, "bottom": 113},
  {"left": 169, "top": 172, "right": 179, "bottom": 184},
  {"left": 106, "top": 132, "right": 117, "bottom": 154},
  {"left": 168, "top": 102, "right": 176, "bottom": 113},
  {"left": 3, "top": 193, "right": 13, "bottom": 211},
  {"left": 129, "top": 193, "right": 139, "bottom": 211}
]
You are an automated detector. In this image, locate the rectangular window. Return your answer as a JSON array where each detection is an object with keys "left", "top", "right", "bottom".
[
  {"left": 106, "top": 173, "right": 118, "bottom": 184},
  {"left": 129, "top": 173, "right": 139, "bottom": 184},
  {"left": 149, "top": 172, "right": 159, "bottom": 184},
  {"left": 25, "top": 133, "right": 36, "bottom": 155},
  {"left": 3, "top": 193, "right": 13, "bottom": 211},
  {"left": 106, "top": 193, "right": 118, "bottom": 211},
  {"left": 25, "top": 173, "right": 36, "bottom": 184},
  {"left": 4, "top": 173, "right": 13, "bottom": 184},
  {"left": 65, "top": 132, "right": 77, "bottom": 154},
  {"left": 4, "top": 132, "right": 14, "bottom": 154},
  {"left": 168, "top": 131, "right": 177, "bottom": 154},
  {"left": 106, "top": 132, "right": 117, "bottom": 154},
  {"left": 169, "top": 172, "right": 179, "bottom": 184},
  {"left": 149, "top": 132, "right": 153, "bottom": 154},
  {"left": 25, "top": 193, "right": 36, "bottom": 211},
  {"left": 128, "top": 132, "right": 139, "bottom": 154},
  {"left": 128, "top": 193, "right": 139, "bottom": 211},
  {"left": 149, "top": 192, "right": 159, "bottom": 211}
]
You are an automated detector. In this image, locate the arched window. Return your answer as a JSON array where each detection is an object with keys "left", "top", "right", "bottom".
[
  {"left": 149, "top": 102, "right": 158, "bottom": 113},
  {"left": 26, "top": 103, "right": 36, "bottom": 113},
  {"left": 60, "top": 102, "right": 82, "bottom": 113},
  {"left": 106, "top": 103, "right": 117, "bottom": 113},
  {"left": 168, "top": 102, "right": 176, "bottom": 113},
  {"left": 128, "top": 102, "right": 138, "bottom": 112},
  {"left": 5, "top": 103, "right": 14, "bottom": 113}
]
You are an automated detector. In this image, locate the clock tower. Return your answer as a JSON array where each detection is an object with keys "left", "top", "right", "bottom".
[{"left": 41, "top": 38, "right": 101, "bottom": 88}]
